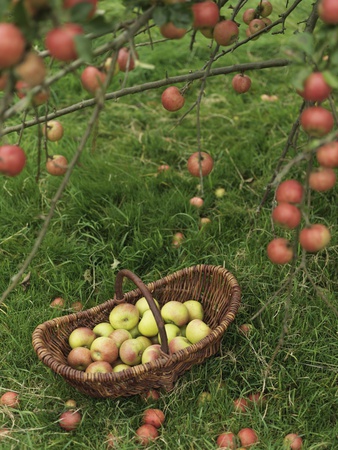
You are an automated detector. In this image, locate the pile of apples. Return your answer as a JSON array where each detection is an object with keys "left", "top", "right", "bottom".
[{"left": 66, "top": 298, "right": 212, "bottom": 374}]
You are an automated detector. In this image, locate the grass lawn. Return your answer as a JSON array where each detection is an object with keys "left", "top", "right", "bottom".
[{"left": 0, "top": 1, "right": 337, "bottom": 448}]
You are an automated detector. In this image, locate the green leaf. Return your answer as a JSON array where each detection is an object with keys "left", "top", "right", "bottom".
[
  {"left": 70, "top": 3, "right": 94, "bottom": 23},
  {"left": 74, "top": 35, "right": 93, "bottom": 63},
  {"left": 322, "top": 70, "right": 338, "bottom": 89},
  {"left": 169, "top": 4, "right": 193, "bottom": 29},
  {"left": 286, "top": 32, "right": 314, "bottom": 58},
  {"left": 84, "top": 15, "right": 117, "bottom": 35}
]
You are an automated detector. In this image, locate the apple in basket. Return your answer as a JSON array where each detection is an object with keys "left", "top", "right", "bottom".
[
  {"left": 161, "top": 301, "right": 190, "bottom": 327},
  {"left": 158, "top": 323, "right": 181, "bottom": 343},
  {"left": 168, "top": 336, "right": 191, "bottom": 353},
  {"left": 59, "top": 410, "right": 82, "bottom": 432},
  {"left": 92, "top": 322, "right": 114, "bottom": 337},
  {"left": 109, "top": 303, "right": 139, "bottom": 330},
  {"left": 67, "top": 347, "right": 93, "bottom": 370},
  {"left": 141, "top": 344, "right": 162, "bottom": 364},
  {"left": 135, "top": 296, "right": 160, "bottom": 316},
  {"left": 68, "top": 327, "right": 96, "bottom": 349},
  {"left": 90, "top": 336, "right": 119, "bottom": 364},
  {"left": 138, "top": 309, "right": 159, "bottom": 337},
  {"left": 112, "top": 363, "right": 131, "bottom": 372},
  {"left": 183, "top": 300, "right": 204, "bottom": 320},
  {"left": 119, "top": 338, "right": 145, "bottom": 365},
  {"left": 85, "top": 361, "right": 113, "bottom": 374},
  {"left": 185, "top": 319, "right": 212, "bottom": 344},
  {"left": 108, "top": 329, "right": 132, "bottom": 348}
]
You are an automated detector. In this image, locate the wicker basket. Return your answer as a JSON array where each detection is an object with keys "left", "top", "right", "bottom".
[{"left": 32, "top": 265, "right": 241, "bottom": 398}]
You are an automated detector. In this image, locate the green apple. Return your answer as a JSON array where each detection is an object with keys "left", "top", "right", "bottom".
[
  {"left": 136, "top": 335, "right": 152, "bottom": 350},
  {"left": 67, "top": 347, "right": 93, "bottom": 371},
  {"left": 119, "top": 338, "right": 144, "bottom": 366},
  {"left": 135, "top": 296, "right": 160, "bottom": 317},
  {"left": 183, "top": 300, "right": 204, "bottom": 321},
  {"left": 158, "top": 323, "right": 181, "bottom": 344},
  {"left": 138, "top": 309, "right": 159, "bottom": 337},
  {"left": 185, "top": 319, "right": 212, "bottom": 344},
  {"left": 168, "top": 336, "right": 191, "bottom": 354},
  {"left": 68, "top": 327, "right": 96, "bottom": 349},
  {"left": 129, "top": 324, "right": 141, "bottom": 338},
  {"left": 109, "top": 303, "right": 139, "bottom": 331},
  {"left": 85, "top": 361, "right": 113, "bottom": 373},
  {"left": 90, "top": 336, "right": 119, "bottom": 363},
  {"left": 93, "top": 322, "right": 114, "bottom": 337},
  {"left": 112, "top": 363, "right": 131, "bottom": 372},
  {"left": 141, "top": 344, "right": 162, "bottom": 364},
  {"left": 108, "top": 328, "right": 131, "bottom": 349},
  {"left": 160, "top": 301, "right": 189, "bottom": 327}
]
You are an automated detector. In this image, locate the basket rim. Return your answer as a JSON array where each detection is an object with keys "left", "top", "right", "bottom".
[{"left": 32, "top": 264, "right": 241, "bottom": 385}]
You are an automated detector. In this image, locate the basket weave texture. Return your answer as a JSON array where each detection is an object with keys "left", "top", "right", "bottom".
[{"left": 32, "top": 265, "right": 241, "bottom": 398}]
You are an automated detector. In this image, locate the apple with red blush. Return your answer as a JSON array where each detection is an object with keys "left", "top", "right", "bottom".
[
  {"left": 283, "top": 433, "right": 303, "bottom": 449},
  {"left": 267, "top": 238, "right": 293, "bottom": 264},
  {"left": 232, "top": 74, "right": 252, "bottom": 94},
  {"left": 187, "top": 151, "right": 214, "bottom": 177},
  {"left": 142, "top": 408, "right": 165, "bottom": 428},
  {"left": 160, "top": 22, "right": 187, "bottom": 39},
  {"left": 318, "top": 0, "right": 338, "bottom": 24},
  {"left": 299, "top": 224, "right": 331, "bottom": 252},
  {"left": 45, "top": 23, "right": 83, "bottom": 62},
  {"left": 135, "top": 424, "right": 159, "bottom": 445},
  {"left": 59, "top": 410, "right": 82, "bottom": 432},
  {"left": 213, "top": 20, "right": 239, "bottom": 46},
  {"left": 237, "top": 427, "right": 258, "bottom": 447},
  {"left": 309, "top": 167, "right": 336, "bottom": 192},
  {"left": 161, "top": 86, "right": 185, "bottom": 112},
  {"left": 0, "top": 144, "right": 26, "bottom": 177},
  {"left": 192, "top": 1, "right": 220, "bottom": 29},
  {"left": 42, "top": 121, "right": 64, "bottom": 142},
  {"left": 0, "top": 23, "right": 26, "bottom": 69},
  {"left": 316, "top": 142, "right": 338, "bottom": 168},
  {"left": 272, "top": 203, "right": 302, "bottom": 229},
  {"left": 276, "top": 180, "right": 304, "bottom": 204},
  {"left": 0, "top": 391, "right": 19, "bottom": 408},
  {"left": 81, "top": 66, "right": 106, "bottom": 95},
  {"left": 117, "top": 47, "right": 137, "bottom": 72},
  {"left": 67, "top": 347, "right": 93, "bottom": 370},
  {"left": 300, "top": 106, "right": 334, "bottom": 137},
  {"left": 46, "top": 155, "right": 68, "bottom": 176},
  {"left": 216, "top": 431, "right": 236, "bottom": 449}
]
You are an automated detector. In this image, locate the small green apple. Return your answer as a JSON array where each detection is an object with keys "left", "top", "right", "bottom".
[
  {"left": 161, "top": 301, "right": 189, "bottom": 327},
  {"left": 112, "top": 363, "right": 131, "bottom": 372},
  {"left": 93, "top": 322, "right": 114, "bottom": 337},
  {"left": 138, "top": 309, "right": 159, "bottom": 337},
  {"left": 109, "top": 303, "right": 139, "bottom": 331},
  {"left": 135, "top": 296, "right": 160, "bottom": 317},
  {"left": 158, "top": 323, "right": 181, "bottom": 344},
  {"left": 68, "top": 327, "right": 96, "bottom": 349},
  {"left": 183, "top": 300, "right": 204, "bottom": 321},
  {"left": 185, "top": 319, "right": 212, "bottom": 344},
  {"left": 136, "top": 335, "right": 153, "bottom": 350}
]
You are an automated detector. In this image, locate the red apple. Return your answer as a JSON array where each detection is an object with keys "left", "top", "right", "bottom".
[
  {"left": 300, "top": 106, "right": 334, "bottom": 137},
  {"left": 71, "top": 301, "right": 83, "bottom": 311},
  {"left": 298, "top": 72, "right": 332, "bottom": 102},
  {"left": 309, "top": 167, "right": 336, "bottom": 191},
  {"left": 189, "top": 196, "right": 204, "bottom": 208},
  {"left": 0, "top": 391, "right": 19, "bottom": 408},
  {"left": 81, "top": 66, "right": 106, "bottom": 95},
  {"left": 63, "top": 0, "right": 97, "bottom": 18},
  {"left": 276, "top": 180, "right": 304, "bottom": 204},
  {"left": 50, "top": 297, "right": 65, "bottom": 308},
  {"left": 14, "top": 51, "right": 47, "bottom": 87},
  {"left": 316, "top": 142, "right": 338, "bottom": 168},
  {"left": 267, "top": 238, "right": 293, "bottom": 264},
  {"left": 0, "top": 144, "right": 26, "bottom": 177},
  {"left": 299, "top": 224, "right": 331, "bottom": 252},
  {"left": 135, "top": 424, "right": 159, "bottom": 445},
  {"left": 237, "top": 427, "right": 258, "bottom": 447},
  {"left": 59, "top": 410, "right": 81, "bottom": 432},
  {"left": 232, "top": 73, "right": 252, "bottom": 94},
  {"left": 142, "top": 408, "right": 165, "bottom": 428},
  {"left": 117, "top": 47, "right": 137, "bottom": 72},
  {"left": 318, "top": 0, "right": 338, "bottom": 24},
  {"left": 46, "top": 155, "right": 68, "bottom": 176},
  {"left": 192, "top": 1, "right": 220, "bottom": 29},
  {"left": 0, "top": 23, "right": 25, "bottom": 69},
  {"left": 85, "top": 360, "right": 113, "bottom": 373},
  {"left": 284, "top": 433, "right": 303, "bottom": 449},
  {"left": 161, "top": 86, "right": 185, "bottom": 112},
  {"left": 249, "top": 18, "right": 266, "bottom": 34},
  {"left": 90, "top": 336, "right": 119, "bottom": 364},
  {"left": 42, "top": 120, "right": 64, "bottom": 142},
  {"left": 216, "top": 431, "right": 236, "bottom": 449},
  {"left": 272, "top": 203, "right": 302, "bottom": 229},
  {"left": 187, "top": 151, "right": 214, "bottom": 177},
  {"left": 258, "top": 0, "right": 273, "bottom": 17},
  {"left": 234, "top": 397, "right": 248, "bottom": 412},
  {"left": 160, "top": 22, "right": 187, "bottom": 39},
  {"left": 67, "top": 347, "right": 93, "bottom": 370},
  {"left": 45, "top": 23, "right": 84, "bottom": 62},
  {"left": 243, "top": 8, "right": 256, "bottom": 25},
  {"left": 213, "top": 20, "right": 239, "bottom": 46}
]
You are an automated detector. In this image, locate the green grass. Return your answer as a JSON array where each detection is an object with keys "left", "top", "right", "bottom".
[{"left": 1, "top": 1, "right": 337, "bottom": 449}]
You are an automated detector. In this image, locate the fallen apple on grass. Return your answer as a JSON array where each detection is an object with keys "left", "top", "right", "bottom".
[
  {"left": 135, "top": 424, "right": 159, "bottom": 445},
  {"left": 283, "top": 433, "right": 303, "bottom": 449},
  {"left": 237, "top": 427, "right": 258, "bottom": 447},
  {"left": 0, "top": 391, "right": 19, "bottom": 408},
  {"left": 50, "top": 297, "right": 65, "bottom": 309},
  {"left": 142, "top": 408, "right": 165, "bottom": 428},
  {"left": 216, "top": 431, "right": 237, "bottom": 449},
  {"left": 59, "top": 410, "right": 82, "bottom": 432}
]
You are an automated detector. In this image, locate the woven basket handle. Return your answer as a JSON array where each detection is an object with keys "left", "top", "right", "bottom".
[{"left": 114, "top": 269, "right": 169, "bottom": 355}]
